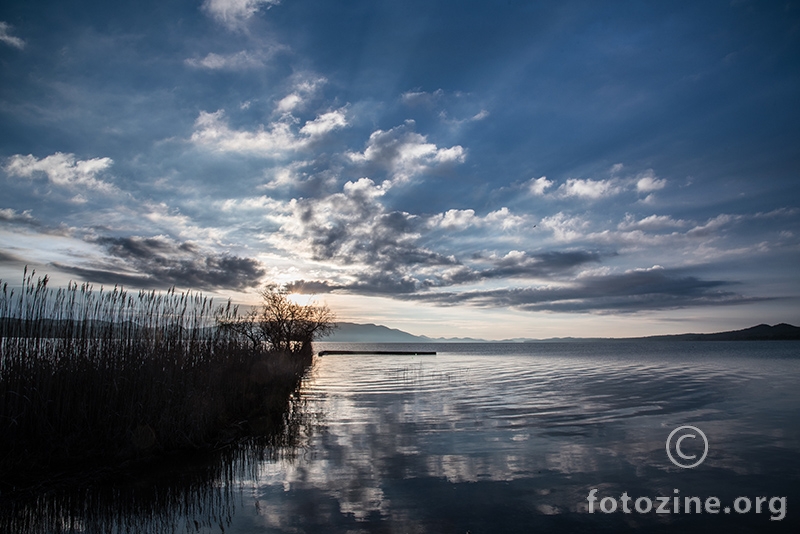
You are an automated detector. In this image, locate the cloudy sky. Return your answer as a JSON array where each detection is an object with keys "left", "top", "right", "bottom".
[{"left": 1, "top": 0, "right": 798, "bottom": 339}]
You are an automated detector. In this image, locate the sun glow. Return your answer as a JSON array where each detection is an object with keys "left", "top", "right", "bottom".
[{"left": 286, "top": 293, "right": 316, "bottom": 306}]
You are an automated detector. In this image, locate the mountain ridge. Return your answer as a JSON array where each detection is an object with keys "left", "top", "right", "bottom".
[{"left": 324, "top": 322, "right": 800, "bottom": 343}]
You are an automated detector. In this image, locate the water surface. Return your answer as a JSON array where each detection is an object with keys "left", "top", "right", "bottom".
[{"left": 5, "top": 341, "right": 800, "bottom": 533}]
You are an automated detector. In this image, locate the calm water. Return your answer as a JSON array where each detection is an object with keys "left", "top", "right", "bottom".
[{"left": 4, "top": 341, "right": 800, "bottom": 533}]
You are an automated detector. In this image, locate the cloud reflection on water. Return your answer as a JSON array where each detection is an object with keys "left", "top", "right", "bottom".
[{"left": 228, "top": 342, "right": 800, "bottom": 532}]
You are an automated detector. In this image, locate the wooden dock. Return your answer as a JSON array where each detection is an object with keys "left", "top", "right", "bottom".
[{"left": 318, "top": 350, "right": 436, "bottom": 356}]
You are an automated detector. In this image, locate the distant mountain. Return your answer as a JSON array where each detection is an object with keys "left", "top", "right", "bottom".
[
  {"left": 639, "top": 323, "right": 800, "bottom": 341},
  {"left": 321, "top": 322, "right": 800, "bottom": 343},
  {"left": 324, "top": 323, "right": 487, "bottom": 343},
  {"left": 4, "top": 317, "right": 797, "bottom": 343},
  {"left": 324, "top": 322, "right": 427, "bottom": 343}
]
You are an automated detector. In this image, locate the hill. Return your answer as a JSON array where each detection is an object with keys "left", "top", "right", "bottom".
[
  {"left": 322, "top": 322, "right": 800, "bottom": 343},
  {"left": 640, "top": 323, "right": 800, "bottom": 341},
  {"left": 324, "top": 322, "right": 427, "bottom": 343}
]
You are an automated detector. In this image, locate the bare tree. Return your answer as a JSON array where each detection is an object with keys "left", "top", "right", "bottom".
[
  {"left": 220, "top": 285, "right": 336, "bottom": 355},
  {"left": 257, "top": 285, "right": 336, "bottom": 353},
  {"left": 221, "top": 307, "right": 261, "bottom": 351}
]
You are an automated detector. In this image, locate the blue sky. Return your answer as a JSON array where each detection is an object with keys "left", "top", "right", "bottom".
[{"left": 1, "top": 0, "right": 799, "bottom": 339}]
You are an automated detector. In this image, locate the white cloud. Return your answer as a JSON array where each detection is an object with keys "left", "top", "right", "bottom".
[
  {"left": 202, "top": 0, "right": 280, "bottom": 29},
  {"left": 438, "top": 209, "right": 477, "bottom": 229},
  {"left": 617, "top": 213, "right": 687, "bottom": 231},
  {"left": 5, "top": 152, "right": 115, "bottom": 193},
  {"left": 527, "top": 167, "right": 664, "bottom": 201},
  {"left": 347, "top": 121, "right": 465, "bottom": 183},
  {"left": 219, "top": 194, "right": 285, "bottom": 212},
  {"left": 635, "top": 169, "right": 667, "bottom": 193},
  {"left": 276, "top": 94, "right": 302, "bottom": 113},
  {"left": 400, "top": 89, "right": 444, "bottom": 108},
  {"left": 191, "top": 107, "right": 348, "bottom": 156},
  {"left": 484, "top": 207, "right": 527, "bottom": 230},
  {"left": 539, "top": 212, "right": 592, "bottom": 242},
  {"left": 686, "top": 213, "right": 738, "bottom": 237},
  {"left": 299, "top": 109, "right": 348, "bottom": 137},
  {"left": 429, "top": 206, "right": 527, "bottom": 232},
  {"left": 185, "top": 49, "right": 280, "bottom": 70},
  {"left": 528, "top": 176, "right": 553, "bottom": 196},
  {"left": 0, "top": 22, "right": 25, "bottom": 49},
  {"left": 558, "top": 178, "right": 620, "bottom": 199},
  {"left": 342, "top": 177, "right": 389, "bottom": 200},
  {"left": 276, "top": 75, "right": 327, "bottom": 113},
  {"left": 191, "top": 110, "right": 296, "bottom": 155}
]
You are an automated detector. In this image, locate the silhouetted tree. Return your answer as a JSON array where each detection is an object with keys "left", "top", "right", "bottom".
[{"left": 221, "top": 285, "right": 335, "bottom": 355}]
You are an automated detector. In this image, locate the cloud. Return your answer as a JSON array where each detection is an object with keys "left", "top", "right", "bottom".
[
  {"left": 280, "top": 252, "right": 752, "bottom": 314},
  {"left": 400, "top": 89, "right": 444, "bottom": 108},
  {"left": 190, "top": 107, "right": 348, "bottom": 157},
  {"left": 437, "top": 250, "right": 602, "bottom": 286},
  {"left": 270, "top": 177, "right": 542, "bottom": 293},
  {"left": 278, "top": 178, "right": 456, "bottom": 272},
  {"left": 202, "top": 0, "right": 280, "bottom": 29},
  {"left": 429, "top": 206, "right": 528, "bottom": 231},
  {"left": 58, "top": 235, "right": 265, "bottom": 290},
  {"left": 471, "top": 109, "right": 490, "bottom": 121},
  {"left": 0, "top": 249, "right": 23, "bottom": 264},
  {"left": 528, "top": 176, "right": 554, "bottom": 196},
  {"left": 0, "top": 22, "right": 25, "bottom": 49},
  {"left": 617, "top": 213, "right": 688, "bottom": 231},
  {"left": 558, "top": 178, "right": 621, "bottom": 199},
  {"left": 4, "top": 152, "right": 115, "bottom": 193},
  {"left": 483, "top": 207, "right": 527, "bottom": 230},
  {"left": 437, "top": 209, "right": 477, "bottom": 229},
  {"left": 539, "top": 212, "right": 592, "bottom": 242},
  {"left": 299, "top": 110, "right": 348, "bottom": 137},
  {"left": 185, "top": 48, "right": 282, "bottom": 70},
  {"left": 402, "top": 267, "right": 755, "bottom": 313},
  {"left": 635, "top": 169, "right": 667, "bottom": 193},
  {"left": 527, "top": 167, "right": 666, "bottom": 201},
  {"left": 0, "top": 207, "right": 74, "bottom": 236},
  {"left": 347, "top": 121, "right": 465, "bottom": 183},
  {"left": 283, "top": 279, "right": 338, "bottom": 294},
  {"left": 686, "top": 214, "right": 737, "bottom": 238},
  {"left": 275, "top": 75, "right": 327, "bottom": 113},
  {"left": 0, "top": 208, "right": 37, "bottom": 226}
]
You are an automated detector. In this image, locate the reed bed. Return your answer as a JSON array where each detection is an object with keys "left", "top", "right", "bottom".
[{"left": 0, "top": 269, "right": 311, "bottom": 488}]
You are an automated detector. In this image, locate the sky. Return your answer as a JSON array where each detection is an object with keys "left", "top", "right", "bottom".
[{"left": 1, "top": 0, "right": 799, "bottom": 339}]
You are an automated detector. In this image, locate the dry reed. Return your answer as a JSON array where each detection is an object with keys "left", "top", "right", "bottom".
[{"left": 0, "top": 268, "right": 311, "bottom": 488}]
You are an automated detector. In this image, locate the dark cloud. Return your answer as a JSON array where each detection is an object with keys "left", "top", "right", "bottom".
[
  {"left": 56, "top": 236, "right": 265, "bottom": 290},
  {"left": 284, "top": 273, "right": 419, "bottom": 297},
  {"left": 0, "top": 208, "right": 40, "bottom": 228},
  {"left": 284, "top": 249, "right": 604, "bottom": 296},
  {"left": 51, "top": 263, "right": 159, "bottom": 288},
  {"left": 295, "top": 191, "right": 458, "bottom": 276},
  {"left": 400, "top": 269, "right": 759, "bottom": 313},
  {"left": 0, "top": 250, "right": 23, "bottom": 264},
  {"left": 0, "top": 208, "right": 73, "bottom": 236},
  {"left": 283, "top": 279, "right": 339, "bottom": 294},
  {"left": 444, "top": 250, "right": 602, "bottom": 285},
  {"left": 344, "top": 272, "right": 420, "bottom": 296}
]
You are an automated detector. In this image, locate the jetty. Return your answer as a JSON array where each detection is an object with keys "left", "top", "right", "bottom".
[{"left": 318, "top": 350, "right": 436, "bottom": 356}]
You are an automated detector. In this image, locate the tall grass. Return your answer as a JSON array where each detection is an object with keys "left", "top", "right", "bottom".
[{"left": 0, "top": 269, "right": 311, "bottom": 487}]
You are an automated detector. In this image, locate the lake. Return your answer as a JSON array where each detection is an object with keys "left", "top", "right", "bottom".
[{"left": 3, "top": 340, "right": 799, "bottom": 533}]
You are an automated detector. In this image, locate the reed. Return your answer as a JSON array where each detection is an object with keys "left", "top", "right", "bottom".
[{"left": 0, "top": 268, "right": 311, "bottom": 488}]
